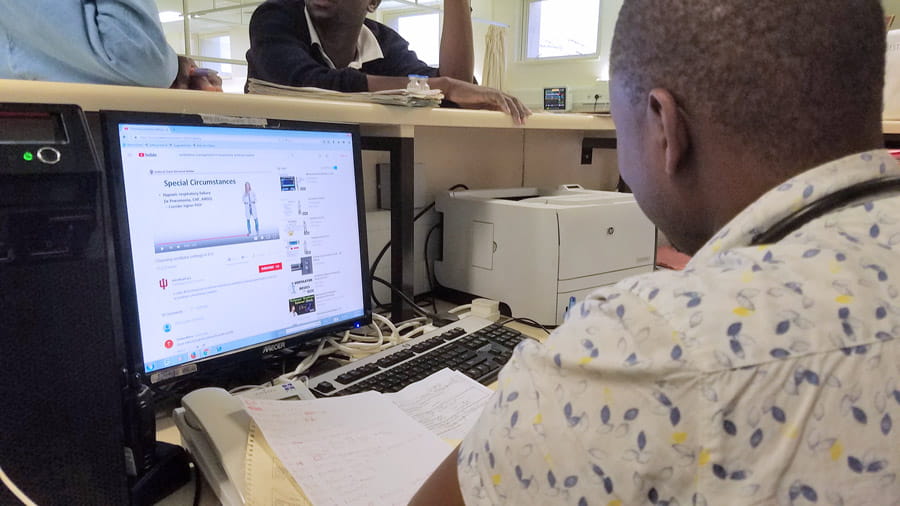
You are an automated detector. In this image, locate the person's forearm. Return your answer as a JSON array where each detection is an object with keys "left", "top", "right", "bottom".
[
  {"left": 439, "top": 0, "right": 474, "bottom": 83},
  {"left": 92, "top": 0, "right": 180, "bottom": 87},
  {"left": 410, "top": 447, "right": 464, "bottom": 505}
]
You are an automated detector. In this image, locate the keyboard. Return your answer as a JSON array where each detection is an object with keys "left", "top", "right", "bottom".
[{"left": 309, "top": 316, "right": 525, "bottom": 397}]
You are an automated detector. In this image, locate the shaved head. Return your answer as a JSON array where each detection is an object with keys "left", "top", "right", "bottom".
[{"left": 611, "top": 0, "right": 885, "bottom": 171}]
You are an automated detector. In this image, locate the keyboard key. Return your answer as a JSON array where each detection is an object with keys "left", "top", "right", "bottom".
[
  {"left": 376, "top": 350, "right": 413, "bottom": 368},
  {"left": 315, "top": 381, "right": 335, "bottom": 393}
]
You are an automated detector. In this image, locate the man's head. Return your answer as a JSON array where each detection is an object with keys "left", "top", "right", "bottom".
[
  {"left": 305, "top": 0, "right": 381, "bottom": 30},
  {"left": 610, "top": 0, "right": 885, "bottom": 254}
]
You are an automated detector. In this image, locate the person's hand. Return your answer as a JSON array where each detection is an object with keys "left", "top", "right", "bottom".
[
  {"left": 439, "top": 78, "right": 531, "bottom": 124},
  {"left": 170, "top": 56, "right": 223, "bottom": 92},
  {"left": 170, "top": 55, "right": 193, "bottom": 89},
  {"left": 189, "top": 67, "right": 223, "bottom": 92}
]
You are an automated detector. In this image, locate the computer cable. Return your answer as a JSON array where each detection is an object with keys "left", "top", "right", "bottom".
[
  {"left": 371, "top": 275, "right": 437, "bottom": 320},
  {"left": 369, "top": 206, "right": 433, "bottom": 309},
  {"left": 369, "top": 183, "right": 469, "bottom": 309},
  {"left": 501, "top": 316, "right": 553, "bottom": 335},
  {"left": 188, "top": 453, "right": 203, "bottom": 506},
  {"left": 445, "top": 300, "right": 548, "bottom": 335},
  {"left": 0, "top": 465, "right": 37, "bottom": 506},
  {"left": 327, "top": 314, "right": 430, "bottom": 359},
  {"left": 274, "top": 314, "right": 432, "bottom": 382},
  {"left": 327, "top": 315, "right": 392, "bottom": 358},
  {"left": 423, "top": 222, "right": 443, "bottom": 312},
  {"left": 275, "top": 336, "right": 334, "bottom": 383},
  {"left": 447, "top": 303, "right": 472, "bottom": 315},
  {"left": 225, "top": 313, "right": 435, "bottom": 392},
  {"left": 341, "top": 313, "right": 424, "bottom": 346}
]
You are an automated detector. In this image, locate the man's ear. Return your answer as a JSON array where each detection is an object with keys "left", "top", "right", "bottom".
[
  {"left": 368, "top": 0, "right": 382, "bottom": 13},
  {"left": 646, "top": 88, "right": 689, "bottom": 177}
]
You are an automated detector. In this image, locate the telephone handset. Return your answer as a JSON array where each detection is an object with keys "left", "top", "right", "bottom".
[
  {"left": 174, "top": 387, "right": 250, "bottom": 506},
  {"left": 172, "top": 382, "right": 316, "bottom": 505}
]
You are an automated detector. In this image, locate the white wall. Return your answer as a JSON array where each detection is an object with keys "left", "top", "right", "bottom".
[
  {"left": 490, "top": 0, "right": 622, "bottom": 110},
  {"left": 886, "top": 0, "right": 900, "bottom": 24}
]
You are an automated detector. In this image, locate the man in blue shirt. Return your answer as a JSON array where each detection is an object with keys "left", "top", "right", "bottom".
[
  {"left": 247, "top": 0, "right": 530, "bottom": 123},
  {"left": 0, "top": 0, "right": 220, "bottom": 90}
]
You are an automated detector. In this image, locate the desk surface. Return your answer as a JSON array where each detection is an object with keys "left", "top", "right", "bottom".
[
  {"left": 1, "top": 79, "right": 615, "bottom": 133},
  {"left": 9, "top": 79, "right": 900, "bottom": 135},
  {"left": 154, "top": 320, "right": 547, "bottom": 506}
]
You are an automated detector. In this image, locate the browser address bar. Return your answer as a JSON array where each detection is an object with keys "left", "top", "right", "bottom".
[{"left": 126, "top": 135, "right": 329, "bottom": 145}]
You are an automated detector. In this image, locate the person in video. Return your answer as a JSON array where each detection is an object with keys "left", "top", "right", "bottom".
[
  {"left": 0, "top": 1, "right": 222, "bottom": 90},
  {"left": 411, "top": 0, "right": 900, "bottom": 503},
  {"left": 245, "top": 0, "right": 530, "bottom": 124},
  {"left": 243, "top": 182, "right": 259, "bottom": 236}
]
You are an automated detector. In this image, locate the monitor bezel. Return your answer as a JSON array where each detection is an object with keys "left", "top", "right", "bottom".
[{"left": 101, "top": 110, "right": 372, "bottom": 385}]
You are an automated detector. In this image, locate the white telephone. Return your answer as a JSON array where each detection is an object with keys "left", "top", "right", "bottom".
[{"left": 172, "top": 382, "right": 315, "bottom": 506}]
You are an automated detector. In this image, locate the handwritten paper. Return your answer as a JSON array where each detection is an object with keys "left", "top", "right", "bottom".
[
  {"left": 244, "top": 420, "right": 312, "bottom": 506},
  {"left": 386, "top": 368, "right": 493, "bottom": 440},
  {"left": 241, "top": 392, "right": 450, "bottom": 506}
]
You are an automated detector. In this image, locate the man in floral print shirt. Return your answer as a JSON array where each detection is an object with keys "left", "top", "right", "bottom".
[{"left": 412, "top": 0, "right": 900, "bottom": 504}]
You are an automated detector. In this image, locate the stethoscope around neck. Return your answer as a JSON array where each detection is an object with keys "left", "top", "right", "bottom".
[{"left": 749, "top": 176, "right": 900, "bottom": 246}]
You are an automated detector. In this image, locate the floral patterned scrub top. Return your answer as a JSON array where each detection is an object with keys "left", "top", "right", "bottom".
[{"left": 458, "top": 150, "right": 900, "bottom": 505}]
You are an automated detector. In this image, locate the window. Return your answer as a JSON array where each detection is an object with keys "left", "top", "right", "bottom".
[
  {"left": 199, "top": 34, "right": 233, "bottom": 77},
  {"left": 392, "top": 13, "right": 441, "bottom": 67},
  {"left": 155, "top": 0, "right": 252, "bottom": 94},
  {"left": 524, "top": 0, "right": 601, "bottom": 60}
]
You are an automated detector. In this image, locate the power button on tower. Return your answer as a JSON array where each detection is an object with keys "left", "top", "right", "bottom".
[{"left": 37, "top": 147, "right": 61, "bottom": 165}]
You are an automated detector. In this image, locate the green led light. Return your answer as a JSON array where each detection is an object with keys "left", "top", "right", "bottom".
[{"left": 22, "top": 151, "right": 33, "bottom": 162}]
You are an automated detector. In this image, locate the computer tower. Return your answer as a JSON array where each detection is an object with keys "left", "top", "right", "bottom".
[{"left": 0, "top": 103, "right": 131, "bottom": 505}]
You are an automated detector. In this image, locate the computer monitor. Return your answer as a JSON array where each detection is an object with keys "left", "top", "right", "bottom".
[{"left": 102, "top": 111, "right": 371, "bottom": 385}]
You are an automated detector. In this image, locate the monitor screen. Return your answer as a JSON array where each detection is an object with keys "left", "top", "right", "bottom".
[
  {"left": 102, "top": 112, "right": 371, "bottom": 384},
  {"left": 543, "top": 87, "right": 567, "bottom": 111}
]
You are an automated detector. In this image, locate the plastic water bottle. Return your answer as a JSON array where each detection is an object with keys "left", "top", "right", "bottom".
[{"left": 406, "top": 74, "right": 430, "bottom": 92}]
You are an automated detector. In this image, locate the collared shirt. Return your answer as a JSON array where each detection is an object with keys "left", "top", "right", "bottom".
[
  {"left": 304, "top": 7, "right": 383, "bottom": 70},
  {"left": 246, "top": 0, "right": 438, "bottom": 93},
  {"left": 0, "top": 0, "right": 177, "bottom": 87},
  {"left": 458, "top": 150, "right": 900, "bottom": 505}
]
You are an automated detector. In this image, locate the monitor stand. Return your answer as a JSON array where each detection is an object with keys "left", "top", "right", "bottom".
[
  {"left": 125, "top": 381, "right": 193, "bottom": 505},
  {"left": 131, "top": 441, "right": 192, "bottom": 506}
]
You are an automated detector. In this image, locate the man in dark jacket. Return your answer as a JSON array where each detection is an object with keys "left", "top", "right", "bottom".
[{"left": 247, "top": 0, "right": 529, "bottom": 123}]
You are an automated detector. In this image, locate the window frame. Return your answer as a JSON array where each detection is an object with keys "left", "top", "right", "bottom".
[{"left": 520, "top": 0, "right": 603, "bottom": 62}]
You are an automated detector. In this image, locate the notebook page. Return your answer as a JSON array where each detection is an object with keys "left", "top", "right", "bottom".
[
  {"left": 241, "top": 392, "right": 450, "bottom": 506},
  {"left": 244, "top": 420, "right": 311, "bottom": 506},
  {"left": 386, "top": 368, "right": 493, "bottom": 440}
]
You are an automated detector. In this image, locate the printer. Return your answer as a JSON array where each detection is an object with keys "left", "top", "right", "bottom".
[{"left": 435, "top": 185, "right": 656, "bottom": 326}]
